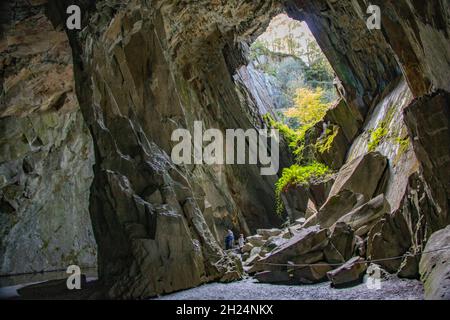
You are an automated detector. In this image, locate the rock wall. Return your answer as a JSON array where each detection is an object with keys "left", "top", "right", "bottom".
[
  {"left": 45, "top": 0, "right": 290, "bottom": 298},
  {"left": 347, "top": 78, "right": 418, "bottom": 212},
  {"left": 372, "top": 0, "right": 450, "bottom": 97},
  {"left": 2, "top": 0, "right": 447, "bottom": 299},
  {"left": 0, "top": 0, "right": 96, "bottom": 274},
  {"left": 373, "top": 0, "right": 450, "bottom": 227}
]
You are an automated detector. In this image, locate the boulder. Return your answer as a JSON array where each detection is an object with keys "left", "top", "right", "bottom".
[
  {"left": 309, "top": 176, "right": 335, "bottom": 208},
  {"left": 354, "top": 235, "right": 366, "bottom": 257},
  {"left": 242, "top": 252, "right": 250, "bottom": 261},
  {"left": 244, "top": 253, "right": 262, "bottom": 267},
  {"left": 220, "top": 270, "right": 242, "bottom": 283},
  {"left": 263, "top": 236, "right": 289, "bottom": 252},
  {"left": 398, "top": 253, "right": 419, "bottom": 279},
  {"left": 328, "top": 152, "right": 388, "bottom": 201},
  {"left": 247, "top": 235, "right": 265, "bottom": 247},
  {"left": 327, "top": 257, "right": 367, "bottom": 287},
  {"left": 281, "top": 184, "right": 310, "bottom": 220},
  {"left": 255, "top": 270, "right": 292, "bottom": 284},
  {"left": 290, "top": 250, "right": 324, "bottom": 265},
  {"left": 292, "top": 263, "right": 333, "bottom": 284},
  {"left": 241, "top": 242, "right": 254, "bottom": 253},
  {"left": 367, "top": 210, "right": 411, "bottom": 273},
  {"left": 323, "top": 222, "right": 355, "bottom": 264},
  {"left": 257, "top": 226, "right": 329, "bottom": 266},
  {"left": 317, "top": 189, "right": 366, "bottom": 228},
  {"left": 419, "top": 225, "right": 450, "bottom": 300},
  {"left": 334, "top": 194, "right": 391, "bottom": 236},
  {"left": 303, "top": 213, "right": 318, "bottom": 228},
  {"left": 257, "top": 228, "right": 282, "bottom": 240}
]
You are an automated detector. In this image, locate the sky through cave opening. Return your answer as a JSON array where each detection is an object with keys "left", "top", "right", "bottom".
[{"left": 245, "top": 13, "right": 339, "bottom": 130}]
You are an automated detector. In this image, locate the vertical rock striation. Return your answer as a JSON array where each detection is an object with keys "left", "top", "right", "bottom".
[
  {"left": 0, "top": 0, "right": 96, "bottom": 275},
  {"left": 46, "top": 0, "right": 289, "bottom": 298}
]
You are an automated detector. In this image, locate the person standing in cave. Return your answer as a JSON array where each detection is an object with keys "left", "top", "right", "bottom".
[
  {"left": 225, "top": 230, "right": 234, "bottom": 250},
  {"left": 238, "top": 234, "right": 245, "bottom": 253}
]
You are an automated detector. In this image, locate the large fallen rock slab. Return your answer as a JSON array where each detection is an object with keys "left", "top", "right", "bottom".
[
  {"left": 327, "top": 256, "right": 367, "bottom": 288},
  {"left": 263, "top": 236, "right": 289, "bottom": 252},
  {"left": 324, "top": 222, "right": 355, "bottom": 264},
  {"left": 328, "top": 152, "right": 388, "bottom": 201},
  {"left": 334, "top": 194, "right": 391, "bottom": 236},
  {"left": 255, "top": 226, "right": 329, "bottom": 267},
  {"left": 292, "top": 263, "right": 333, "bottom": 284},
  {"left": 290, "top": 250, "right": 325, "bottom": 265},
  {"left": 367, "top": 210, "right": 411, "bottom": 273},
  {"left": 419, "top": 225, "right": 450, "bottom": 300},
  {"left": 317, "top": 189, "right": 366, "bottom": 228}
]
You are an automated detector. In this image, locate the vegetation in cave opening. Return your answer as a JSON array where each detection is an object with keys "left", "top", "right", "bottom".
[
  {"left": 315, "top": 125, "right": 339, "bottom": 154},
  {"left": 252, "top": 14, "right": 340, "bottom": 216},
  {"left": 275, "top": 162, "right": 330, "bottom": 215},
  {"left": 367, "top": 104, "right": 397, "bottom": 152}
]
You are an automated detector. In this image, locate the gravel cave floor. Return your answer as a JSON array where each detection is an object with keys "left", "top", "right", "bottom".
[
  {"left": 0, "top": 272, "right": 424, "bottom": 300},
  {"left": 155, "top": 275, "right": 424, "bottom": 300}
]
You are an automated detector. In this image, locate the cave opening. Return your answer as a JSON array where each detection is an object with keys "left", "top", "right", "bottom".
[
  {"left": 1, "top": 0, "right": 449, "bottom": 301},
  {"left": 236, "top": 12, "right": 344, "bottom": 227},
  {"left": 243, "top": 13, "right": 339, "bottom": 129}
]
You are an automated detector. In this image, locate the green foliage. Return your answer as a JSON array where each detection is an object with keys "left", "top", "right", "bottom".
[
  {"left": 263, "top": 114, "right": 309, "bottom": 163},
  {"left": 275, "top": 162, "right": 330, "bottom": 215},
  {"left": 367, "top": 104, "right": 399, "bottom": 152},
  {"left": 368, "top": 126, "right": 388, "bottom": 151},
  {"left": 285, "top": 87, "right": 331, "bottom": 128},
  {"left": 315, "top": 125, "right": 339, "bottom": 154},
  {"left": 393, "top": 136, "right": 410, "bottom": 164},
  {"left": 263, "top": 114, "right": 297, "bottom": 146},
  {"left": 249, "top": 40, "right": 270, "bottom": 60}
]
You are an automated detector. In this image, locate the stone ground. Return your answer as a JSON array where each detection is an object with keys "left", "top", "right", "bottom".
[
  {"left": 155, "top": 275, "right": 424, "bottom": 300},
  {"left": 0, "top": 272, "right": 424, "bottom": 300}
]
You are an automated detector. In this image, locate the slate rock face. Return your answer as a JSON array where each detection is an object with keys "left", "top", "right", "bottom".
[
  {"left": 43, "top": 0, "right": 290, "bottom": 298},
  {"left": 1, "top": 0, "right": 448, "bottom": 300},
  {"left": 367, "top": 210, "right": 412, "bottom": 273},
  {"left": 327, "top": 152, "right": 388, "bottom": 202},
  {"left": 317, "top": 189, "right": 366, "bottom": 229},
  {"left": 0, "top": 1, "right": 96, "bottom": 275},
  {"left": 404, "top": 91, "right": 450, "bottom": 228},
  {"left": 419, "top": 225, "right": 450, "bottom": 300}
]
